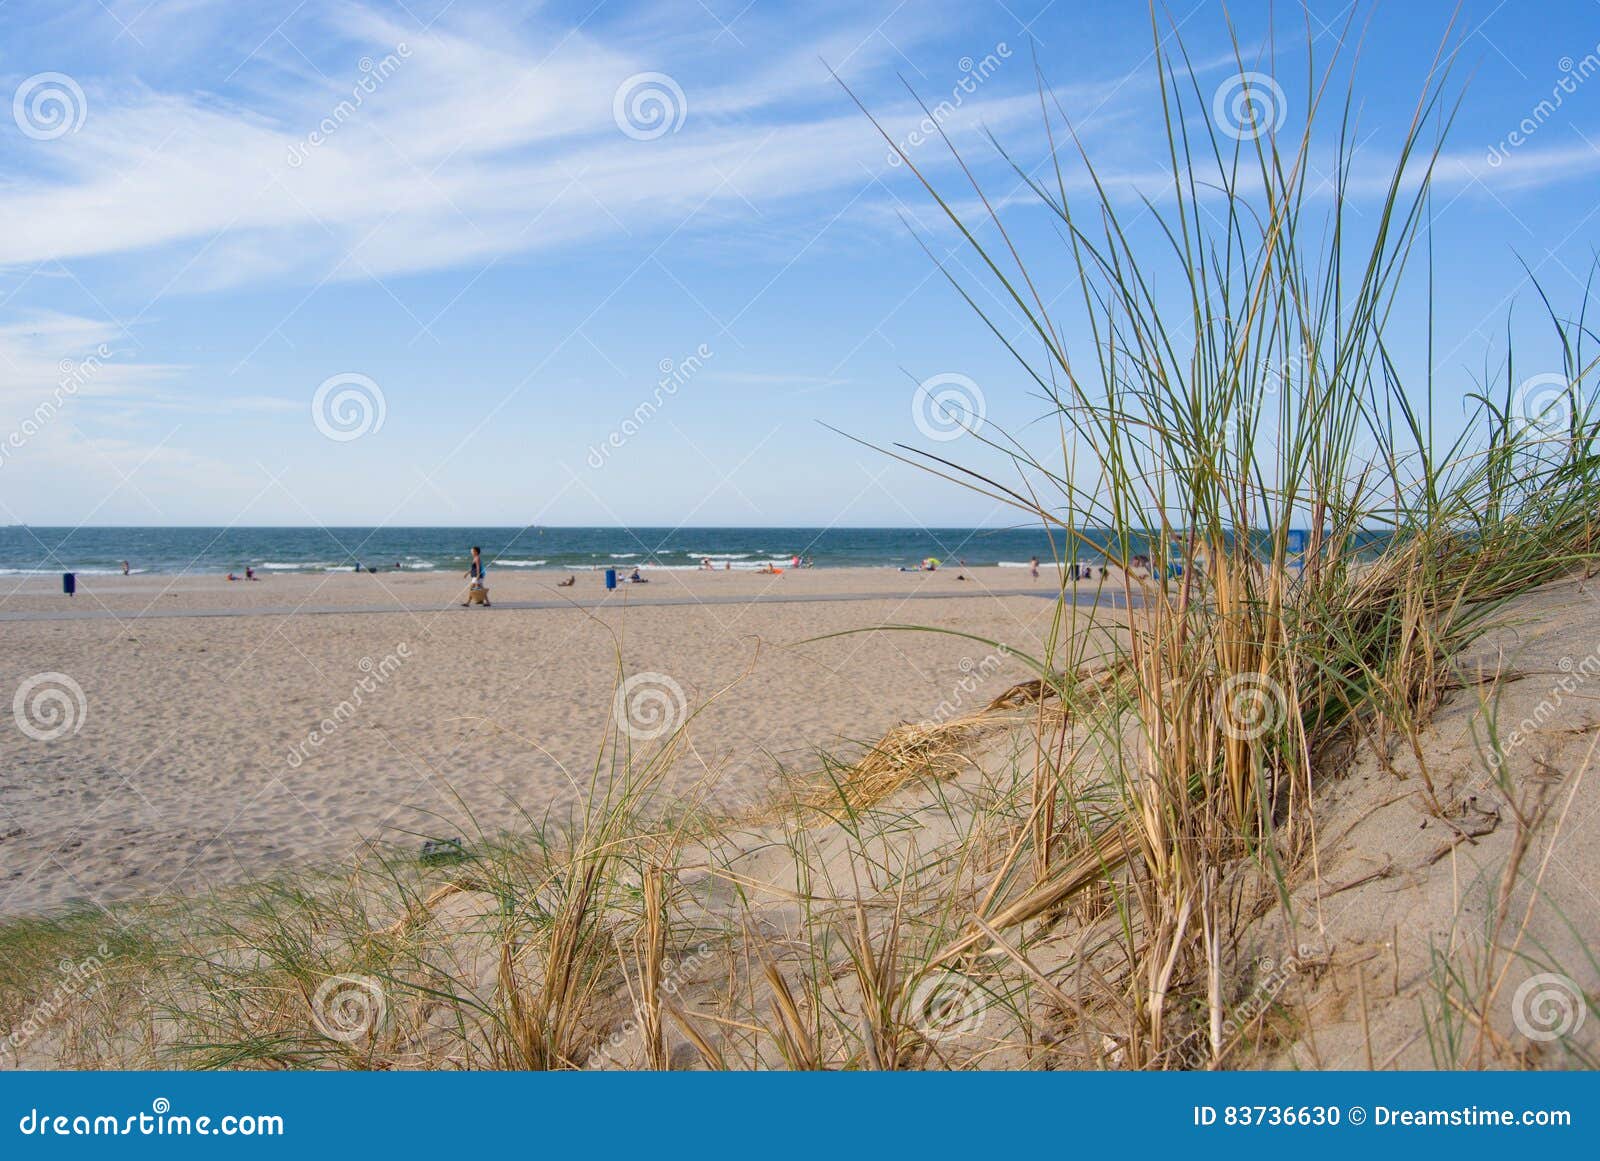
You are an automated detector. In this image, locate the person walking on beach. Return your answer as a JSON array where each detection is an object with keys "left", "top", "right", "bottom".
[
  {"left": 462, "top": 546, "right": 491, "bottom": 607},
  {"left": 1030, "top": 556, "right": 1040, "bottom": 580}
]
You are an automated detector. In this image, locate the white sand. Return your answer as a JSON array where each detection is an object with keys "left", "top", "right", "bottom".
[{"left": 0, "top": 566, "right": 1113, "bottom": 916}]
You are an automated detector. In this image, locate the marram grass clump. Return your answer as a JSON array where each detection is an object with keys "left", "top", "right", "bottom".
[{"left": 6, "top": 11, "right": 1600, "bottom": 1071}]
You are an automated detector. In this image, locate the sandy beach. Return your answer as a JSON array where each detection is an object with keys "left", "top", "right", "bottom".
[{"left": 0, "top": 565, "right": 1113, "bottom": 917}]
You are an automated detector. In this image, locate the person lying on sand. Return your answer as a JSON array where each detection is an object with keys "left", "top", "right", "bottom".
[{"left": 557, "top": 575, "right": 575, "bottom": 587}]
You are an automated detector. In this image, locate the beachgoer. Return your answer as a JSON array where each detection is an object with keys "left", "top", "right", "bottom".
[
  {"left": 245, "top": 566, "right": 256, "bottom": 581},
  {"left": 226, "top": 572, "right": 238, "bottom": 582},
  {"left": 558, "top": 575, "right": 575, "bottom": 587},
  {"left": 701, "top": 557, "right": 714, "bottom": 570},
  {"left": 1030, "top": 556, "right": 1040, "bottom": 579},
  {"left": 461, "top": 546, "right": 490, "bottom": 607},
  {"left": 630, "top": 567, "right": 647, "bottom": 583},
  {"left": 121, "top": 560, "right": 130, "bottom": 576}
]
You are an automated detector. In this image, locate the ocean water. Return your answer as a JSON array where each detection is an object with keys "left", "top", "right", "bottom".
[{"left": 0, "top": 526, "right": 1087, "bottom": 576}]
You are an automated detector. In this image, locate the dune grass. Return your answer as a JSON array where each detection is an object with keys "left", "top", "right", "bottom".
[{"left": 5, "top": 12, "right": 1600, "bottom": 1070}]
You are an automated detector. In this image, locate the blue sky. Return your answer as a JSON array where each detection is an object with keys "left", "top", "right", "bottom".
[{"left": 1, "top": 0, "right": 1599, "bottom": 527}]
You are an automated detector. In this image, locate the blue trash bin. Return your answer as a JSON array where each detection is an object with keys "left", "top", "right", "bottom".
[
  {"left": 63, "top": 572, "right": 76, "bottom": 596},
  {"left": 605, "top": 568, "right": 617, "bottom": 591}
]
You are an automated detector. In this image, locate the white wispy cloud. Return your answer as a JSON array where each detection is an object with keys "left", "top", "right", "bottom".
[{"left": 0, "top": 3, "right": 1049, "bottom": 294}]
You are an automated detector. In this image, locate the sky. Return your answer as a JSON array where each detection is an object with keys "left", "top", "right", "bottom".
[{"left": 2, "top": 0, "right": 1600, "bottom": 528}]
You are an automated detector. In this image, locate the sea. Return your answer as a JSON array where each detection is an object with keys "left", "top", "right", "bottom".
[{"left": 0, "top": 526, "right": 1087, "bottom": 576}]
